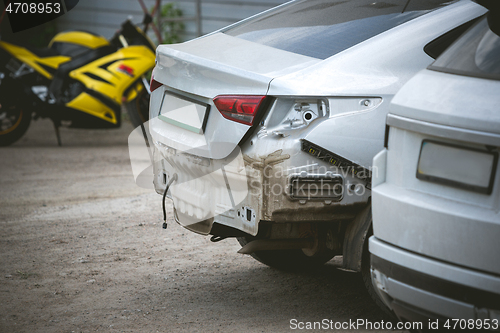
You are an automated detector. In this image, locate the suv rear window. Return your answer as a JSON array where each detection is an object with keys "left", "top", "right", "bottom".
[
  {"left": 429, "top": 16, "right": 500, "bottom": 80},
  {"left": 223, "top": 0, "right": 451, "bottom": 59}
]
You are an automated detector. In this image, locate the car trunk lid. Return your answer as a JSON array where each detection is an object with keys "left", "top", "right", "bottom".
[
  {"left": 150, "top": 32, "right": 319, "bottom": 160},
  {"left": 154, "top": 32, "right": 319, "bottom": 98}
]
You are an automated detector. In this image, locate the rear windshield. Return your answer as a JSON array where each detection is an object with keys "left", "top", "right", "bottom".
[
  {"left": 429, "top": 16, "right": 500, "bottom": 81},
  {"left": 223, "top": 0, "right": 451, "bottom": 59}
]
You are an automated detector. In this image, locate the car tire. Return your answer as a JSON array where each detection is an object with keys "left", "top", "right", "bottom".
[{"left": 237, "top": 236, "right": 335, "bottom": 271}]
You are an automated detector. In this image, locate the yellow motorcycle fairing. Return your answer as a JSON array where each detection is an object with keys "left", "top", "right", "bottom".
[
  {"left": 49, "top": 31, "right": 109, "bottom": 49},
  {"left": 67, "top": 45, "right": 155, "bottom": 125},
  {"left": 124, "top": 81, "right": 144, "bottom": 102},
  {"left": 0, "top": 41, "right": 70, "bottom": 79},
  {"left": 66, "top": 92, "right": 119, "bottom": 124}
]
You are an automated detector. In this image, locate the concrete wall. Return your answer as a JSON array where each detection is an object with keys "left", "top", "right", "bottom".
[{"left": 57, "top": 0, "right": 287, "bottom": 42}]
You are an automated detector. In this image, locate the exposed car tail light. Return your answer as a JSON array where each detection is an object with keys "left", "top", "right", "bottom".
[
  {"left": 213, "top": 95, "right": 266, "bottom": 126},
  {"left": 150, "top": 74, "right": 163, "bottom": 92}
]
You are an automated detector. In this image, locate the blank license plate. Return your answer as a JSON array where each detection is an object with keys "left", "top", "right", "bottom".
[
  {"left": 159, "top": 92, "right": 210, "bottom": 134},
  {"left": 417, "top": 140, "right": 498, "bottom": 194}
]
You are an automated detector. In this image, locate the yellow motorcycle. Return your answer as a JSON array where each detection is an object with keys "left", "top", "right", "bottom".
[{"left": 0, "top": 14, "right": 155, "bottom": 146}]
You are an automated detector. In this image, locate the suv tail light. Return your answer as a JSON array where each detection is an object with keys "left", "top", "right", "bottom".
[{"left": 213, "top": 95, "right": 266, "bottom": 126}]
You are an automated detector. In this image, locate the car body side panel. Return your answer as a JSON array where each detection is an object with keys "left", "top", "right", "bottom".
[
  {"left": 268, "top": 1, "right": 486, "bottom": 167},
  {"left": 304, "top": 99, "right": 390, "bottom": 168}
]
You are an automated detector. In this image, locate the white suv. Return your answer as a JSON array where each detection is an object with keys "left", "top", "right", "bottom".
[{"left": 370, "top": 3, "right": 500, "bottom": 327}]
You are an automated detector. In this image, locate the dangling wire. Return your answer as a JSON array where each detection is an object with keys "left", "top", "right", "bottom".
[{"left": 162, "top": 173, "right": 177, "bottom": 229}]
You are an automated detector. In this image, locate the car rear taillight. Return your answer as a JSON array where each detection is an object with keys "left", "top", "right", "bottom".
[
  {"left": 150, "top": 74, "right": 163, "bottom": 92},
  {"left": 213, "top": 95, "right": 266, "bottom": 126}
]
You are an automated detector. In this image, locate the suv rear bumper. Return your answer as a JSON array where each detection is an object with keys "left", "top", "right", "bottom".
[{"left": 369, "top": 236, "right": 500, "bottom": 325}]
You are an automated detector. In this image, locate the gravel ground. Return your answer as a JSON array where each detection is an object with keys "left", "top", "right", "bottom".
[{"left": 0, "top": 118, "right": 403, "bottom": 332}]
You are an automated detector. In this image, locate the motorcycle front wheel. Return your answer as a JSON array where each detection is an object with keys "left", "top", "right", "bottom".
[
  {"left": 0, "top": 106, "right": 31, "bottom": 146},
  {"left": 124, "top": 84, "right": 150, "bottom": 129}
]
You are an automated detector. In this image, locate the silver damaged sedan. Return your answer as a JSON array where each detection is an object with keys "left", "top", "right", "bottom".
[{"left": 146, "top": 0, "right": 486, "bottom": 311}]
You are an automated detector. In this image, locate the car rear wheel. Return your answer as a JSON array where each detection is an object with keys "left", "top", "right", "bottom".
[{"left": 236, "top": 236, "right": 335, "bottom": 271}]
